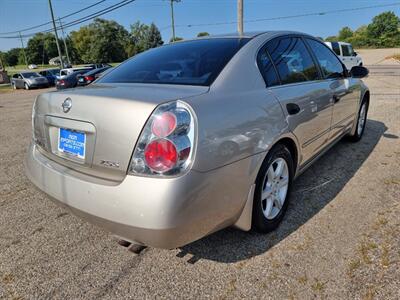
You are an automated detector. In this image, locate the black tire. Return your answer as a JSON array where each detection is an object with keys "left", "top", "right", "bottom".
[
  {"left": 12, "top": 83, "right": 16, "bottom": 90},
  {"left": 348, "top": 99, "right": 368, "bottom": 142},
  {"left": 252, "top": 144, "right": 294, "bottom": 233},
  {"left": 24, "top": 83, "right": 29, "bottom": 90}
]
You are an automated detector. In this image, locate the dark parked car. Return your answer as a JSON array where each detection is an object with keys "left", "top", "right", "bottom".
[
  {"left": 55, "top": 70, "right": 88, "bottom": 90},
  {"left": 85, "top": 63, "right": 112, "bottom": 69},
  {"left": 39, "top": 68, "right": 60, "bottom": 86},
  {"left": 77, "top": 67, "right": 112, "bottom": 86},
  {"left": 11, "top": 72, "right": 49, "bottom": 90}
]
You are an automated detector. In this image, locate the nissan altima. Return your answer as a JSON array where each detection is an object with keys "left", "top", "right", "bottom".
[{"left": 25, "top": 31, "right": 370, "bottom": 249}]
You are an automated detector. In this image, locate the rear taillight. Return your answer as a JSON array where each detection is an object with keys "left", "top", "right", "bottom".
[
  {"left": 128, "top": 101, "right": 196, "bottom": 176},
  {"left": 58, "top": 79, "right": 65, "bottom": 85},
  {"left": 85, "top": 75, "right": 95, "bottom": 82}
]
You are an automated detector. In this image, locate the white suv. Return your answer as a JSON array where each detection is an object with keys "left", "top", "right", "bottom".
[{"left": 325, "top": 41, "right": 363, "bottom": 70}]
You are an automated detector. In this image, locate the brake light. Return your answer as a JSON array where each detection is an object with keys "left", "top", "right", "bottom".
[
  {"left": 85, "top": 75, "right": 95, "bottom": 82},
  {"left": 128, "top": 101, "right": 196, "bottom": 176},
  {"left": 144, "top": 139, "right": 178, "bottom": 172},
  {"left": 58, "top": 79, "right": 65, "bottom": 85}
]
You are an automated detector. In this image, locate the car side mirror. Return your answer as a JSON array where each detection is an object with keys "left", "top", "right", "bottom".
[
  {"left": 353, "top": 51, "right": 358, "bottom": 56},
  {"left": 350, "top": 66, "right": 369, "bottom": 78}
]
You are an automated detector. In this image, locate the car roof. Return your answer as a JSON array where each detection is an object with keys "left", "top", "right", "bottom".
[{"left": 198, "top": 30, "right": 313, "bottom": 39}]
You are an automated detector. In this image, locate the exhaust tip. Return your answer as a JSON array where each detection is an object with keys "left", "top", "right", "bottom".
[{"left": 117, "top": 239, "right": 131, "bottom": 247}]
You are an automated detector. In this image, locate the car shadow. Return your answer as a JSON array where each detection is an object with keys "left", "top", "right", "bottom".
[{"left": 178, "top": 119, "right": 388, "bottom": 264}]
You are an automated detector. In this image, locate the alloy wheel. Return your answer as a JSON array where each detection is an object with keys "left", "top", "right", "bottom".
[
  {"left": 357, "top": 103, "right": 367, "bottom": 136},
  {"left": 261, "top": 158, "right": 289, "bottom": 220}
]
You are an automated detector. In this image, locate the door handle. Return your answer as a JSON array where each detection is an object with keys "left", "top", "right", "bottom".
[
  {"left": 286, "top": 103, "right": 301, "bottom": 115},
  {"left": 333, "top": 95, "right": 341, "bottom": 103}
]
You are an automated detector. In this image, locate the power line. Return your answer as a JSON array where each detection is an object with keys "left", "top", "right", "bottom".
[
  {"left": 0, "top": 0, "right": 107, "bottom": 35},
  {"left": 0, "top": 0, "right": 136, "bottom": 39},
  {"left": 166, "top": 2, "right": 400, "bottom": 29}
]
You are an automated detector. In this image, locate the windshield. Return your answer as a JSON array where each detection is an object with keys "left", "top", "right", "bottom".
[
  {"left": 99, "top": 38, "right": 250, "bottom": 86},
  {"left": 22, "top": 72, "right": 40, "bottom": 78}
]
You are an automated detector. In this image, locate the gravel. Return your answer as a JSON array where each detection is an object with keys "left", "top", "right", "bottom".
[{"left": 0, "top": 68, "right": 399, "bottom": 299}]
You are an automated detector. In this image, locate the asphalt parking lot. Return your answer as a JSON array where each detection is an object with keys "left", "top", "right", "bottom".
[{"left": 0, "top": 67, "right": 399, "bottom": 299}]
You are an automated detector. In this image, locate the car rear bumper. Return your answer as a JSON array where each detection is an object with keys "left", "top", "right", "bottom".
[
  {"left": 30, "top": 83, "right": 49, "bottom": 88},
  {"left": 25, "top": 143, "right": 260, "bottom": 248}
]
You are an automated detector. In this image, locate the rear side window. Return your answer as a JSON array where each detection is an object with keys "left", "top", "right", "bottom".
[
  {"left": 266, "top": 37, "right": 320, "bottom": 85},
  {"left": 257, "top": 50, "right": 280, "bottom": 87},
  {"left": 341, "top": 44, "right": 351, "bottom": 56},
  {"left": 306, "top": 39, "right": 344, "bottom": 79},
  {"left": 99, "top": 38, "right": 250, "bottom": 86},
  {"left": 331, "top": 42, "right": 341, "bottom": 56}
]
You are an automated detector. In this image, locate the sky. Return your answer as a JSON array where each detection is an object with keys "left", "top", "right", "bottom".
[{"left": 0, "top": 0, "right": 399, "bottom": 51}]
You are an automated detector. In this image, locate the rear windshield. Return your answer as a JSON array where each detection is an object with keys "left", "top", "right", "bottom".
[{"left": 98, "top": 38, "right": 250, "bottom": 86}]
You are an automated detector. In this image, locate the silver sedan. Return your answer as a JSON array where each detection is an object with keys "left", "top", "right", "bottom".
[
  {"left": 11, "top": 72, "right": 49, "bottom": 90},
  {"left": 25, "top": 31, "right": 370, "bottom": 249}
]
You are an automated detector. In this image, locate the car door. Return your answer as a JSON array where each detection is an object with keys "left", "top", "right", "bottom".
[
  {"left": 305, "top": 38, "right": 359, "bottom": 141},
  {"left": 259, "top": 36, "right": 334, "bottom": 164},
  {"left": 16, "top": 74, "right": 24, "bottom": 88}
]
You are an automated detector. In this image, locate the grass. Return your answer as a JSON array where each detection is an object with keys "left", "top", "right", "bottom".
[
  {"left": 359, "top": 239, "right": 378, "bottom": 264},
  {"left": 311, "top": 279, "right": 326, "bottom": 293},
  {"left": 381, "top": 243, "right": 390, "bottom": 268},
  {"left": 0, "top": 84, "right": 13, "bottom": 93},
  {"left": 348, "top": 259, "right": 362, "bottom": 277},
  {"left": 386, "top": 54, "right": 400, "bottom": 61}
]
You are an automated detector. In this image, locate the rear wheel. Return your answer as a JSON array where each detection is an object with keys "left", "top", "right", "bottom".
[
  {"left": 12, "top": 83, "right": 16, "bottom": 90},
  {"left": 252, "top": 144, "right": 294, "bottom": 233},
  {"left": 24, "top": 83, "right": 29, "bottom": 90},
  {"left": 348, "top": 100, "right": 368, "bottom": 142}
]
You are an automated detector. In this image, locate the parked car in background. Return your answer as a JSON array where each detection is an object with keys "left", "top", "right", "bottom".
[
  {"left": 76, "top": 66, "right": 112, "bottom": 86},
  {"left": 28, "top": 64, "right": 38, "bottom": 69},
  {"left": 26, "top": 31, "right": 370, "bottom": 249},
  {"left": 59, "top": 67, "right": 94, "bottom": 79},
  {"left": 85, "top": 63, "right": 112, "bottom": 69},
  {"left": 39, "top": 68, "right": 60, "bottom": 86},
  {"left": 11, "top": 72, "right": 48, "bottom": 89},
  {"left": 325, "top": 41, "right": 363, "bottom": 70},
  {"left": 55, "top": 70, "right": 88, "bottom": 89}
]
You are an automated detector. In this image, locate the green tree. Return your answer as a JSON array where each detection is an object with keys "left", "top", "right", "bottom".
[
  {"left": 23, "top": 32, "right": 80, "bottom": 65},
  {"left": 70, "top": 26, "right": 93, "bottom": 63},
  {"left": 347, "top": 26, "right": 369, "bottom": 48},
  {"left": 169, "top": 37, "right": 183, "bottom": 43},
  {"left": 71, "top": 18, "right": 129, "bottom": 63},
  {"left": 325, "top": 36, "right": 337, "bottom": 42},
  {"left": 338, "top": 26, "right": 353, "bottom": 41},
  {"left": 197, "top": 32, "right": 210, "bottom": 37},
  {"left": 127, "top": 22, "right": 163, "bottom": 57},
  {"left": 4, "top": 48, "right": 21, "bottom": 66},
  {"left": 367, "top": 11, "right": 400, "bottom": 47}
]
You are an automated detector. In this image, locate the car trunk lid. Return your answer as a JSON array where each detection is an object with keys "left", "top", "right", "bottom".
[{"left": 33, "top": 83, "right": 208, "bottom": 182}]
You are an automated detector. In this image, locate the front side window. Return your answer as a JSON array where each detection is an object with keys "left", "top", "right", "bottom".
[
  {"left": 341, "top": 44, "right": 351, "bottom": 57},
  {"left": 266, "top": 37, "right": 319, "bottom": 85},
  {"left": 99, "top": 38, "right": 250, "bottom": 86},
  {"left": 331, "top": 42, "right": 341, "bottom": 56},
  {"left": 348, "top": 44, "right": 355, "bottom": 56},
  {"left": 306, "top": 39, "right": 344, "bottom": 79}
]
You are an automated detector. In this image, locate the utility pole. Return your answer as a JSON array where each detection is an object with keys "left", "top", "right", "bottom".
[
  {"left": 48, "top": 0, "right": 64, "bottom": 68},
  {"left": 169, "top": 0, "right": 181, "bottom": 42},
  {"left": 19, "top": 32, "right": 28, "bottom": 68},
  {"left": 237, "top": 0, "right": 244, "bottom": 35},
  {"left": 58, "top": 17, "right": 70, "bottom": 65}
]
